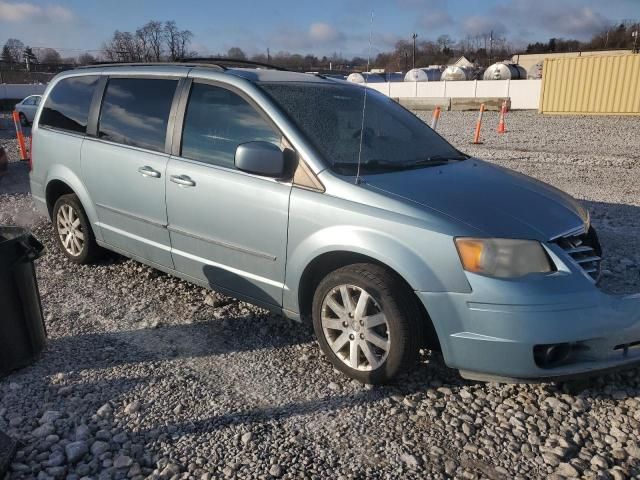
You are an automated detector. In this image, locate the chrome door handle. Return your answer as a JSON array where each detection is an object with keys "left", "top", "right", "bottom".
[
  {"left": 170, "top": 175, "right": 196, "bottom": 187},
  {"left": 138, "top": 166, "right": 161, "bottom": 178}
]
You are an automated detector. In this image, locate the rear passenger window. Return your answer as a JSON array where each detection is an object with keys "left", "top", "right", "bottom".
[
  {"left": 181, "top": 83, "right": 280, "bottom": 168},
  {"left": 98, "top": 78, "right": 177, "bottom": 152},
  {"left": 39, "top": 76, "right": 99, "bottom": 134}
]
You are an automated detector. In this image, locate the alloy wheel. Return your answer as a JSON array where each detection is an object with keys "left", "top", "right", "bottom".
[
  {"left": 56, "top": 204, "right": 85, "bottom": 256},
  {"left": 320, "top": 284, "right": 390, "bottom": 371}
]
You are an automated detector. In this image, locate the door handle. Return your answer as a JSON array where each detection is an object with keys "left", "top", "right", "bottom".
[
  {"left": 138, "top": 166, "right": 161, "bottom": 178},
  {"left": 170, "top": 175, "right": 196, "bottom": 187}
]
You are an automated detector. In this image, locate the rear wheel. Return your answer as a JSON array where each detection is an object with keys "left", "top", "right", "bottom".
[
  {"left": 312, "top": 263, "right": 422, "bottom": 384},
  {"left": 52, "top": 194, "right": 102, "bottom": 264}
]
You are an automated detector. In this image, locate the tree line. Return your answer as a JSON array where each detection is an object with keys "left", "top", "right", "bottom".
[
  {"left": 1, "top": 38, "right": 96, "bottom": 67},
  {"left": 102, "top": 20, "right": 194, "bottom": 62},
  {"left": 2, "top": 18, "right": 638, "bottom": 73},
  {"left": 526, "top": 21, "right": 640, "bottom": 54}
]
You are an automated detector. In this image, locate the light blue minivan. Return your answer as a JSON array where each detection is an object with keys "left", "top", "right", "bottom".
[{"left": 29, "top": 61, "right": 640, "bottom": 383}]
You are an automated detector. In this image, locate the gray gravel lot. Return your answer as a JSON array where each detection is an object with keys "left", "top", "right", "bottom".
[{"left": 1, "top": 111, "right": 640, "bottom": 480}]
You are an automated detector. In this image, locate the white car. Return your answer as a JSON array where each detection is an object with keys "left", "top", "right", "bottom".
[{"left": 15, "top": 95, "right": 42, "bottom": 126}]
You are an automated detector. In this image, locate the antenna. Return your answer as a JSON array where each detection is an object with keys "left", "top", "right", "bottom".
[{"left": 355, "top": 10, "right": 374, "bottom": 185}]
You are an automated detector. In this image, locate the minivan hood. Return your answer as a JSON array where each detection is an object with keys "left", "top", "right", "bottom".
[{"left": 364, "top": 159, "right": 589, "bottom": 240}]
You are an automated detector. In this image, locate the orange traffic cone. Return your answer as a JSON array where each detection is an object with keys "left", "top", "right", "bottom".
[
  {"left": 11, "top": 110, "right": 29, "bottom": 161},
  {"left": 472, "top": 103, "right": 485, "bottom": 144},
  {"left": 497, "top": 101, "right": 507, "bottom": 134},
  {"left": 431, "top": 105, "right": 441, "bottom": 131}
]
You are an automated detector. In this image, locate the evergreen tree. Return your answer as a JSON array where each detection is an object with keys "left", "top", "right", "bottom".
[
  {"left": 1, "top": 45, "right": 13, "bottom": 63},
  {"left": 23, "top": 47, "right": 37, "bottom": 63}
]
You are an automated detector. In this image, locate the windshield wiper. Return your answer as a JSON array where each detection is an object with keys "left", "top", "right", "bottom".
[
  {"left": 332, "top": 155, "right": 468, "bottom": 175},
  {"left": 331, "top": 159, "right": 408, "bottom": 174},
  {"left": 402, "top": 154, "right": 469, "bottom": 168}
]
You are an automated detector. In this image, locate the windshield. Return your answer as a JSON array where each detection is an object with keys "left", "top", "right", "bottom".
[{"left": 260, "top": 81, "right": 466, "bottom": 175}]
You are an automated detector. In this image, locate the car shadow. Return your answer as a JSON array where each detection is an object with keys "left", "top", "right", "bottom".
[
  {"left": 0, "top": 160, "right": 30, "bottom": 195},
  {"left": 41, "top": 314, "right": 313, "bottom": 376}
]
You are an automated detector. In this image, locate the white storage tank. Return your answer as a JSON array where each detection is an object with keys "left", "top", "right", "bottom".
[
  {"left": 381, "top": 72, "right": 405, "bottom": 82},
  {"left": 528, "top": 62, "right": 543, "bottom": 79},
  {"left": 483, "top": 62, "right": 527, "bottom": 80},
  {"left": 440, "top": 66, "right": 474, "bottom": 81},
  {"left": 346, "top": 72, "right": 386, "bottom": 84},
  {"left": 404, "top": 68, "right": 442, "bottom": 82}
]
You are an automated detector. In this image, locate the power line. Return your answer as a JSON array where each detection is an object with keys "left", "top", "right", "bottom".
[{"left": 12, "top": 45, "right": 104, "bottom": 53}]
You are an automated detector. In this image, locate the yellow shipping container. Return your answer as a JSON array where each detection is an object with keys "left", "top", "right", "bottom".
[{"left": 540, "top": 54, "right": 640, "bottom": 115}]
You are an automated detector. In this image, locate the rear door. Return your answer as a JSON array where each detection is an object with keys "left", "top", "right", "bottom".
[
  {"left": 165, "top": 80, "right": 291, "bottom": 307},
  {"left": 81, "top": 76, "right": 180, "bottom": 268}
]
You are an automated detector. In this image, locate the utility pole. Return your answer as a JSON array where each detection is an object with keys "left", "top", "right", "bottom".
[
  {"left": 267, "top": 48, "right": 270, "bottom": 62},
  {"left": 489, "top": 30, "right": 493, "bottom": 65},
  {"left": 411, "top": 33, "right": 418, "bottom": 70},
  {"left": 633, "top": 31, "right": 638, "bottom": 54}
]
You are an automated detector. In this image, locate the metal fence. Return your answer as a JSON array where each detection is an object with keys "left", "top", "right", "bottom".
[
  {"left": 0, "top": 61, "right": 74, "bottom": 84},
  {"left": 540, "top": 54, "right": 640, "bottom": 115}
]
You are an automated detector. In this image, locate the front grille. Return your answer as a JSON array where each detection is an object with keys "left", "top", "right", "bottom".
[{"left": 555, "top": 227, "right": 602, "bottom": 281}]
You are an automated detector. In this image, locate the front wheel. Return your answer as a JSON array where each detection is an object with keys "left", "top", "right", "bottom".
[
  {"left": 19, "top": 112, "right": 29, "bottom": 127},
  {"left": 312, "top": 263, "right": 422, "bottom": 384}
]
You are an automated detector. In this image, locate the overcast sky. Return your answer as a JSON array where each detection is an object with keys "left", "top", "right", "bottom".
[{"left": 0, "top": 0, "right": 637, "bottom": 58}]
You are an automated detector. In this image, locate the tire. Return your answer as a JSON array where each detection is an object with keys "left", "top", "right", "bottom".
[
  {"left": 19, "top": 112, "right": 29, "bottom": 127},
  {"left": 52, "top": 194, "right": 102, "bottom": 264},
  {"left": 312, "top": 263, "right": 422, "bottom": 384}
]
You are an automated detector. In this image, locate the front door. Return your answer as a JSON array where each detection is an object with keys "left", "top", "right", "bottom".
[
  {"left": 166, "top": 81, "right": 291, "bottom": 307},
  {"left": 82, "top": 77, "right": 179, "bottom": 268}
]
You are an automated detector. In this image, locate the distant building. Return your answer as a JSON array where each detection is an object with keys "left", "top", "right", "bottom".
[
  {"left": 512, "top": 49, "right": 633, "bottom": 74},
  {"left": 448, "top": 56, "right": 475, "bottom": 68}
]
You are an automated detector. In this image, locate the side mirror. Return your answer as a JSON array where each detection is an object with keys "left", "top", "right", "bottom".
[{"left": 235, "top": 141, "right": 287, "bottom": 178}]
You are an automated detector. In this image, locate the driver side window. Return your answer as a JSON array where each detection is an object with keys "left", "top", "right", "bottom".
[{"left": 181, "top": 83, "right": 281, "bottom": 169}]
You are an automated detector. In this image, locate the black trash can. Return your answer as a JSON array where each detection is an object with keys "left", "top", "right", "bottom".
[{"left": 0, "top": 226, "right": 46, "bottom": 376}]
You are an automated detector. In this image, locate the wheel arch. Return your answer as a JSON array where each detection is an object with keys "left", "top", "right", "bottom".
[
  {"left": 296, "top": 250, "right": 441, "bottom": 351},
  {"left": 44, "top": 167, "right": 102, "bottom": 242},
  {"left": 45, "top": 179, "right": 74, "bottom": 218}
]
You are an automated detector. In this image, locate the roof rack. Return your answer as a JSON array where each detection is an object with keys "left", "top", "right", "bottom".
[
  {"left": 176, "top": 57, "right": 290, "bottom": 71},
  {"left": 81, "top": 61, "right": 225, "bottom": 71},
  {"left": 80, "top": 58, "right": 289, "bottom": 72}
]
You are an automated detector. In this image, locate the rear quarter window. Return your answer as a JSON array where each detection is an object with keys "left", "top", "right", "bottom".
[{"left": 39, "top": 76, "right": 99, "bottom": 134}]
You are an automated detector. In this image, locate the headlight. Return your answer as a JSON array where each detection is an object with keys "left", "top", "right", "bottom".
[{"left": 455, "top": 238, "right": 553, "bottom": 278}]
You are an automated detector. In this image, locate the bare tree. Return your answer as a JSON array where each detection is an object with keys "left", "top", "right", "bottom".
[
  {"left": 103, "top": 30, "right": 143, "bottom": 62},
  {"left": 77, "top": 53, "right": 96, "bottom": 65},
  {"left": 227, "top": 47, "right": 247, "bottom": 59},
  {"left": 36, "top": 48, "right": 62, "bottom": 64},
  {"left": 436, "top": 34, "right": 453, "bottom": 53},
  {"left": 164, "top": 21, "right": 193, "bottom": 60},
  {"left": 103, "top": 20, "right": 194, "bottom": 62},
  {"left": 136, "top": 21, "right": 164, "bottom": 61},
  {"left": 3, "top": 38, "right": 24, "bottom": 63},
  {"left": 176, "top": 29, "right": 194, "bottom": 59},
  {"left": 164, "top": 21, "right": 180, "bottom": 60}
]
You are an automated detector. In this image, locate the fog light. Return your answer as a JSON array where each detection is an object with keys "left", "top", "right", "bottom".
[{"left": 534, "top": 343, "right": 572, "bottom": 369}]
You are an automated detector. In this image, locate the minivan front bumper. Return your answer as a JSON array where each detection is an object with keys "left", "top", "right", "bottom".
[{"left": 418, "top": 281, "right": 640, "bottom": 382}]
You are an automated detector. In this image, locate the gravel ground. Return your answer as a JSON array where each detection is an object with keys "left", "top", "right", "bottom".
[{"left": 1, "top": 112, "right": 640, "bottom": 480}]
